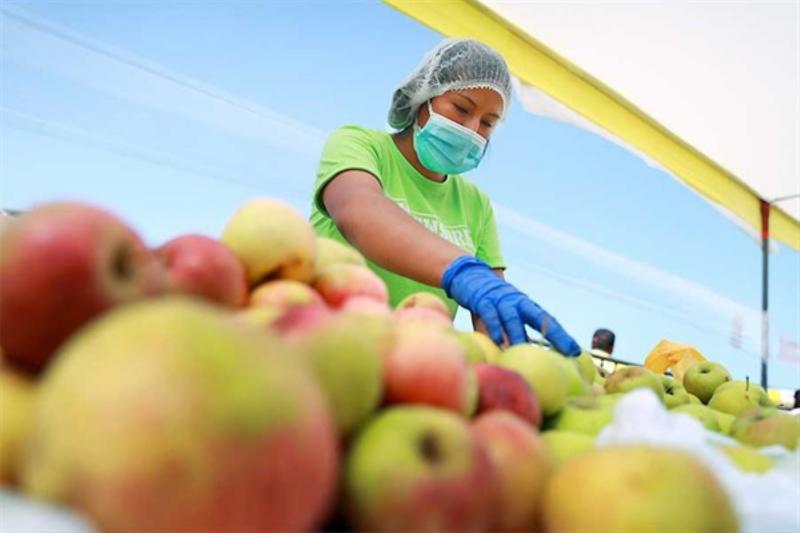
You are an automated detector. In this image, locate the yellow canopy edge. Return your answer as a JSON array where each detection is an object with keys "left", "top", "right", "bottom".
[{"left": 383, "top": 0, "right": 800, "bottom": 251}]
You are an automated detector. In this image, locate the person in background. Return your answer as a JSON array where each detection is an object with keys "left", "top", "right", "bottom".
[
  {"left": 309, "top": 38, "right": 580, "bottom": 354},
  {"left": 591, "top": 328, "right": 616, "bottom": 357}
]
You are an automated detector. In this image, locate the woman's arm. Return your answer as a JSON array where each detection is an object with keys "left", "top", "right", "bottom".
[{"left": 322, "top": 169, "right": 466, "bottom": 286}]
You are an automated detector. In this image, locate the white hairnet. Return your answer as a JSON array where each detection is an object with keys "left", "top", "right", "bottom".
[{"left": 389, "top": 38, "right": 512, "bottom": 130}]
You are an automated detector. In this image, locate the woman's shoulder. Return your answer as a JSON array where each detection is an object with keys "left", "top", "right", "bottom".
[{"left": 328, "top": 124, "right": 391, "bottom": 145}]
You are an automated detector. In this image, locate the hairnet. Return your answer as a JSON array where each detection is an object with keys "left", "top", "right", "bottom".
[{"left": 388, "top": 38, "right": 512, "bottom": 130}]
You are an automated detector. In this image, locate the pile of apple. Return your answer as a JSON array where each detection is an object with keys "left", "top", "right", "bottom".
[{"left": 1, "top": 199, "right": 797, "bottom": 532}]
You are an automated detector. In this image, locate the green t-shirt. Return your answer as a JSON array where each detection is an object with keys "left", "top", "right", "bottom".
[{"left": 309, "top": 125, "right": 505, "bottom": 317}]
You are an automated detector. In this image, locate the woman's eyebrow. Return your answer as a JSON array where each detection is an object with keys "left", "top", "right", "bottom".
[{"left": 456, "top": 93, "right": 500, "bottom": 119}]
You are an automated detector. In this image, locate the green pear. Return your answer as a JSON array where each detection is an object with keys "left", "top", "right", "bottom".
[
  {"left": 715, "top": 411, "right": 736, "bottom": 435},
  {"left": 542, "top": 447, "right": 738, "bottom": 532},
  {"left": 499, "top": 344, "right": 569, "bottom": 416},
  {"left": 657, "top": 375, "right": 692, "bottom": 409},
  {"left": 682, "top": 362, "right": 731, "bottom": 403},
  {"left": 604, "top": 367, "right": 665, "bottom": 402},
  {"left": 540, "top": 431, "right": 595, "bottom": 468}
]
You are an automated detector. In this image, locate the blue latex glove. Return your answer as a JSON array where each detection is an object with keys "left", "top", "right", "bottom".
[{"left": 441, "top": 256, "right": 581, "bottom": 356}]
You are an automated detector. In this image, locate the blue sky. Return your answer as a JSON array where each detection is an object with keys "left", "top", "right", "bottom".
[{"left": 2, "top": 1, "right": 798, "bottom": 389}]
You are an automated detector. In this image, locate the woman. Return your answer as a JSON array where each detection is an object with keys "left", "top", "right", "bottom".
[{"left": 310, "top": 38, "right": 580, "bottom": 355}]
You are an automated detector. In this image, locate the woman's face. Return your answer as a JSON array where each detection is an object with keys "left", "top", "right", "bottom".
[{"left": 417, "top": 87, "right": 503, "bottom": 140}]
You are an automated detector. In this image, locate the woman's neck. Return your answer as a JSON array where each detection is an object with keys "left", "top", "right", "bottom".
[{"left": 392, "top": 129, "right": 446, "bottom": 183}]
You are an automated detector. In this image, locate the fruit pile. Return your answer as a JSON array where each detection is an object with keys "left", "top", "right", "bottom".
[{"left": 1, "top": 199, "right": 797, "bottom": 532}]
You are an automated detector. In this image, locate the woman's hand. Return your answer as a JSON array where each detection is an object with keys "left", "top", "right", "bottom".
[{"left": 442, "top": 256, "right": 581, "bottom": 355}]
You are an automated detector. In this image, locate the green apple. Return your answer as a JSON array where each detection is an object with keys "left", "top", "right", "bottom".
[
  {"left": 730, "top": 407, "right": 800, "bottom": 450},
  {"left": 545, "top": 397, "right": 614, "bottom": 436},
  {"left": 345, "top": 406, "right": 495, "bottom": 532},
  {"left": 499, "top": 344, "right": 569, "bottom": 416},
  {"left": 688, "top": 393, "right": 702, "bottom": 405},
  {"left": 671, "top": 404, "right": 721, "bottom": 432},
  {"left": 540, "top": 431, "right": 595, "bottom": 468},
  {"left": 558, "top": 356, "right": 590, "bottom": 398},
  {"left": 715, "top": 411, "right": 736, "bottom": 435},
  {"left": 708, "top": 380, "right": 769, "bottom": 416},
  {"left": 604, "top": 367, "right": 665, "bottom": 402},
  {"left": 682, "top": 362, "right": 731, "bottom": 403},
  {"left": 455, "top": 331, "right": 487, "bottom": 363},
  {"left": 721, "top": 445, "right": 774, "bottom": 473},
  {"left": 468, "top": 331, "right": 503, "bottom": 364},
  {"left": 542, "top": 447, "right": 738, "bottom": 532},
  {"left": 22, "top": 297, "right": 339, "bottom": 532},
  {"left": 657, "top": 375, "right": 692, "bottom": 409},
  {"left": 575, "top": 350, "right": 597, "bottom": 383}
]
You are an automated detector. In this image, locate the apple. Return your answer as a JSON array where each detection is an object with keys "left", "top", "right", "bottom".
[
  {"left": 468, "top": 331, "right": 503, "bottom": 363},
  {"left": 156, "top": 234, "right": 247, "bottom": 307},
  {"left": 297, "top": 313, "right": 385, "bottom": 437},
  {"left": 0, "top": 365, "right": 35, "bottom": 485},
  {"left": 730, "top": 407, "right": 800, "bottom": 450},
  {"left": 720, "top": 445, "right": 774, "bottom": 474},
  {"left": 249, "top": 279, "right": 325, "bottom": 310},
  {"left": 222, "top": 198, "right": 316, "bottom": 285},
  {"left": 393, "top": 306, "right": 453, "bottom": 329},
  {"left": 575, "top": 351, "right": 597, "bottom": 383},
  {"left": 542, "top": 446, "right": 738, "bottom": 532},
  {"left": 604, "top": 367, "right": 665, "bottom": 402},
  {"left": 682, "top": 362, "right": 731, "bottom": 404},
  {"left": 715, "top": 411, "right": 736, "bottom": 435},
  {"left": 545, "top": 397, "right": 614, "bottom": 436},
  {"left": 557, "top": 356, "right": 590, "bottom": 398},
  {"left": 473, "top": 411, "right": 553, "bottom": 531},
  {"left": 383, "top": 324, "right": 472, "bottom": 415},
  {"left": 657, "top": 375, "right": 692, "bottom": 409},
  {"left": 395, "top": 291, "right": 451, "bottom": 319},
  {"left": 340, "top": 296, "right": 392, "bottom": 318},
  {"left": 0, "top": 202, "right": 165, "bottom": 373},
  {"left": 313, "top": 263, "right": 388, "bottom": 308},
  {"left": 499, "top": 344, "right": 569, "bottom": 416},
  {"left": 23, "top": 297, "right": 339, "bottom": 532},
  {"left": 473, "top": 363, "right": 542, "bottom": 428},
  {"left": 708, "top": 380, "right": 770, "bottom": 416},
  {"left": 540, "top": 431, "right": 594, "bottom": 468},
  {"left": 313, "top": 236, "right": 366, "bottom": 278},
  {"left": 671, "top": 404, "right": 721, "bottom": 432},
  {"left": 344, "top": 406, "right": 494, "bottom": 532},
  {"left": 456, "top": 331, "right": 487, "bottom": 363},
  {"left": 688, "top": 393, "right": 702, "bottom": 404}
]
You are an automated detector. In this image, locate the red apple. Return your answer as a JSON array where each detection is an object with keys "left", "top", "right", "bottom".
[
  {"left": 383, "top": 324, "right": 472, "bottom": 414},
  {"left": 312, "top": 263, "right": 388, "bottom": 308},
  {"left": 473, "top": 411, "right": 554, "bottom": 531},
  {"left": 157, "top": 234, "right": 246, "bottom": 308},
  {"left": 23, "top": 297, "right": 339, "bottom": 532},
  {"left": 474, "top": 363, "right": 542, "bottom": 428},
  {"left": 0, "top": 202, "right": 165, "bottom": 373},
  {"left": 395, "top": 291, "right": 451, "bottom": 318},
  {"left": 393, "top": 306, "right": 454, "bottom": 329},
  {"left": 248, "top": 280, "right": 331, "bottom": 338}
]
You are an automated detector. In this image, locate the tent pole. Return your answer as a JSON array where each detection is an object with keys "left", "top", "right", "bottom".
[{"left": 759, "top": 200, "right": 770, "bottom": 390}]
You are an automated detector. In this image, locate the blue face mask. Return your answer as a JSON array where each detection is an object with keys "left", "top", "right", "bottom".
[{"left": 413, "top": 102, "right": 488, "bottom": 175}]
